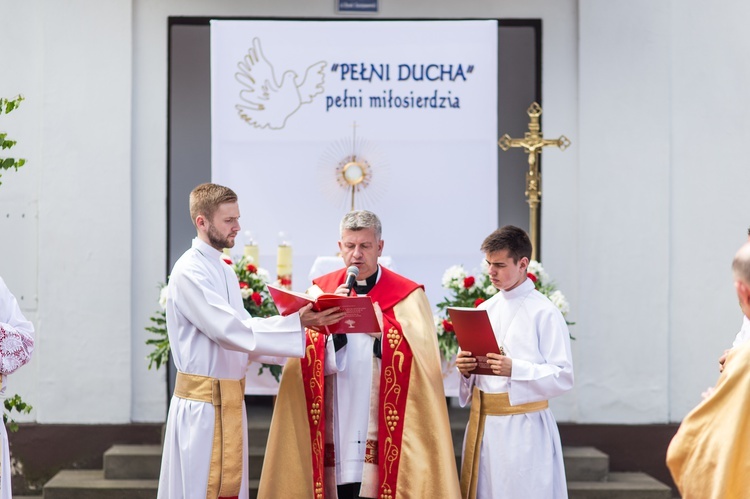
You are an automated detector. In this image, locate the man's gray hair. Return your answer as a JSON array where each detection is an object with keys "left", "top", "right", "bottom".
[
  {"left": 340, "top": 210, "right": 382, "bottom": 240},
  {"left": 733, "top": 242, "right": 750, "bottom": 285}
]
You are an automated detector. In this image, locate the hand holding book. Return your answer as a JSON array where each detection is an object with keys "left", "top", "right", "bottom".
[
  {"left": 267, "top": 284, "right": 382, "bottom": 334},
  {"left": 298, "top": 303, "right": 347, "bottom": 331},
  {"left": 331, "top": 283, "right": 383, "bottom": 339},
  {"left": 448, "top": 307, "right": 506, "bottom": 377}
]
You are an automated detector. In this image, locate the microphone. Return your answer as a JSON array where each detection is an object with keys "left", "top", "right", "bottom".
[{"left": 345, "top": 265, "right": 360, "bottom": 295}]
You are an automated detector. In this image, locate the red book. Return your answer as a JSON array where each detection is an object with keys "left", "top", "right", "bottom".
[
  {"left": 267, "top": 284, "right": 382, "bottom": 334},
  {"left": 447, "top": 307, "right": 502, "bottom": 376}
]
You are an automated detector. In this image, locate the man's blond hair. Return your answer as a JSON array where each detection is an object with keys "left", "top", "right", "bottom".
[{"left": 189, "top": 183, "right": 237, "bottom": 227}]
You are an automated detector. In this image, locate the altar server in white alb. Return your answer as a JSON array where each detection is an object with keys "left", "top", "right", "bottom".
[
  {"left": 456, "top": 225, "right": 574, "bottom": 499},
  {"left": 157, "top": 183, "right": 344, "bottom": 499},
  {"left": 0, "top": 276, "right": 34, "bottom": 498}
]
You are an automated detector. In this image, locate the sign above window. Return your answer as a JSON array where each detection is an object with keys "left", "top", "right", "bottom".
[{"left": 337, "top": 0, "right": 378, "bottom": 13}]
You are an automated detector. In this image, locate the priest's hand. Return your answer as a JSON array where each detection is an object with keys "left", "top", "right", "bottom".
[
  {"left": 456, "top": 350, "right": 477, "bottom": 378},
  {"left": 719, "top": 349, "right": 731, "bottom": 372},
  {"left": 487, "top": 352, "right": 512, "bottom": 377},
  {"left": 299, "top": 304, "right": 346, "bottom": 330},
  {"left": 333, "top": 283, "right": 352, "bottom": 296}
]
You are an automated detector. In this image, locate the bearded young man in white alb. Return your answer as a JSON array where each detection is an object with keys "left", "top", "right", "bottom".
[
  {"left": 157, "top": 183, "right": 344, "bottom": 499},
  {"left": 456, "top": 225, "right": 574, "bottom": 499}
]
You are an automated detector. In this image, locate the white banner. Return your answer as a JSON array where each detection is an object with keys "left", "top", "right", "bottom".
[{"left": 210, "top": 20, "right": 498, "bottom": 310}]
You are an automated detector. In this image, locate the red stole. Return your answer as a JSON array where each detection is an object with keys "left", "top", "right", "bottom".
[{"left": 302, "top": 267, "right": 422, "bottom": 498}]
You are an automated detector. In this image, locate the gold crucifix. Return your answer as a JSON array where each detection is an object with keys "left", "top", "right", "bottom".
[{"left": 498, "top": 102, "right": 570, "bottom": 261}]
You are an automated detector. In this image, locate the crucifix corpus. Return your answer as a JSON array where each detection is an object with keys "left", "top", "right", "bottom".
[{"left": 498, "top": 102, "right": 570, "bottom": 261}]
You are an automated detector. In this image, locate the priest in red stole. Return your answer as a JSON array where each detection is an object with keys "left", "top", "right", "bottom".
[{"left": 258, "top": 210, "right": 460, "bottom": 499}]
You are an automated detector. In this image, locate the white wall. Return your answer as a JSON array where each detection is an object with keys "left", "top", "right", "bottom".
[
  {"left": 8, "top": 0, "right": 747, "bottom": 425},
  {"left": 576, "top": 1, "right": 673, "bottom": 423},
  {"left": 0, "top": 0, "right": 44, "bottom": 425},
  {"left": 668, "top": 0, "right": 750, "bottom": 419},
  {"left": 0, "top": 0, "right": 135, "bottom": 423},
  {"left": 576, "top": 0, "right": 750, "bottom": 423}
]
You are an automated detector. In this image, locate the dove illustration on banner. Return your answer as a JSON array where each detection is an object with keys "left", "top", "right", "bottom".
[{"left": 234, "top": 37, "right": 327, "bottom": 130}]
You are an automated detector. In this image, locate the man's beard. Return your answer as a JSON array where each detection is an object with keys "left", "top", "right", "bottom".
[{"left": 207, "top": 223, "right": 234, "bottom": 250}]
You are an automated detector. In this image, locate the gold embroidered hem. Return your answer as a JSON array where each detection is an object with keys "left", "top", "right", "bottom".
[
  {"left": 460, "top": 386, "right": 549, "bottom": 499},
  {"left": 174, "top": 372, "right": 246, "bottom": 499}
]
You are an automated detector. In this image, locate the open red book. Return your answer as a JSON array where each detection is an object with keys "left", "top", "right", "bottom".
[
  {"left": 267, "top": 284, "right": 381, "bottom": 334},
  {"left": 447, "top": 307, "right": 502, "bottom": 376}
]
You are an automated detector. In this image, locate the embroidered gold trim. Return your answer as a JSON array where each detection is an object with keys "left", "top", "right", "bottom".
[
  {"left": 174, "top": 372, "right": 246, "bottom": 499},
  {"left": 365, "top": 439, "right": 378, "bottom": 464},
  {"left": 460, "top": 387, "right": 548, "bottom": 499}
]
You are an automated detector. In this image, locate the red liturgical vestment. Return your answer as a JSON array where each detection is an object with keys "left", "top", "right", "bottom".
[{"left": 258, "top": 267, "right": 460, "bottom": 499}]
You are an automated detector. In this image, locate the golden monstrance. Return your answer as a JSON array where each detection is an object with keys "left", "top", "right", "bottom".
[
  {"left": 319, "top": 122, "right": 388, "bottom": 212},
  {"left": 498, "top": 102, "right": 570, "bottom": 261}
]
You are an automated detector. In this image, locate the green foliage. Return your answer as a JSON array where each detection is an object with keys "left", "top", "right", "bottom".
[
  {"left": 1, "top": 95, "right": 25, "bottom": 114},
  {"left": 4, "top": 394, "right": 33, "bottom": 433},
  {"left": 0, "top": 94, "right": 26, "bottom": 186},
  {"left": 256, "top": 362, "right": 283, "bottom": 381},
  {"left": 0, "top": 94, "right": 32, "bottom": 430},
  {"left": 146, "top": 309, "right": 170, "bottom": 370}
]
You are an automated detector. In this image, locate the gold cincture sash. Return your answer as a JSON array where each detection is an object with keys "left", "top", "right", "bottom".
[
  {"left": 174, "top": 372, "right": 246, "bottom": 499},
  {"left": 460, "top": 386, "right": 549, "bottom": 499}
]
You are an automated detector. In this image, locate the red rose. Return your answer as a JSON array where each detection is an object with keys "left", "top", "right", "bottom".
[
  {"left": 246, "top": 264, "right": 258, "bottom": 273},
  {"left": 527, "top": 272, "right": 537, "bottom": 283},
  {"left": 474, "top": 298, "right": 485, "bottom": 307},
  {"left": 239, "top": 281, "right": 249, "bottom": 289},
  {"left": 223, "top": 258, "right": 233, "bottom": 265},
  {"left": 279, "top": 277, "right": 292, "bottom": 286},
  {"left": 463, "top": 276, "right": 475, "bottom": 288},
  {"left": 442, "top": 319, "right": 454, "bottom": 333},
  {"left": 251, "top": 292, "right": 263, "bottom": 306}
]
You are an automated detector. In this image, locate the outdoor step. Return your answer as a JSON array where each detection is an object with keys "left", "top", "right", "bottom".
[
  {"left": 248, "top": 446, "right": 265, "bottom": 479},
  {"left": 563, "top": 446, "right": 609, "bottom": 482},
  {"left": 449, "top": 446, "right": 610, "bottom": 484},
  {"left": 43, "top": 404, "right": 672, "bottom": 499},
  {"left": 44, "top": 448, "right": 671, "bottom": 499},
  {"left": 98, "top": 443, "right": 266, "bottom": 481},
  {"left": 104, "top": 445, "right": 162, "bottom": 479},
  {"left": 247, "top": 404, "right": 273, "bottom": 445},
  {"left": 248, "top": 423, "right": 270, "bottom": 446},
  {"left": 568, "top": 472, "right": 672, "bottom": 499},
  {"left": 43, "top": 469, "right": 158, "bottom": 499}
]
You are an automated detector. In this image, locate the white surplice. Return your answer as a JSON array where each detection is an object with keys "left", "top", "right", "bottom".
[
  {"left": 459, "top": 278, "right": 573, "bottom": 499},
  {"left": 320, "top": 270, "right": 380, "bottom": 486},
  {"left": 324, "top": 334, "right": 375, "bottom": 485},
  {"left": 0, "top": 277, "right": 35, "bottom": 499},
  {"left": 157, "top": 238, "right": 306, "bottom": 499},
  {"left": 731, "top": 315, "right": 750, "bottom": 348}
]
